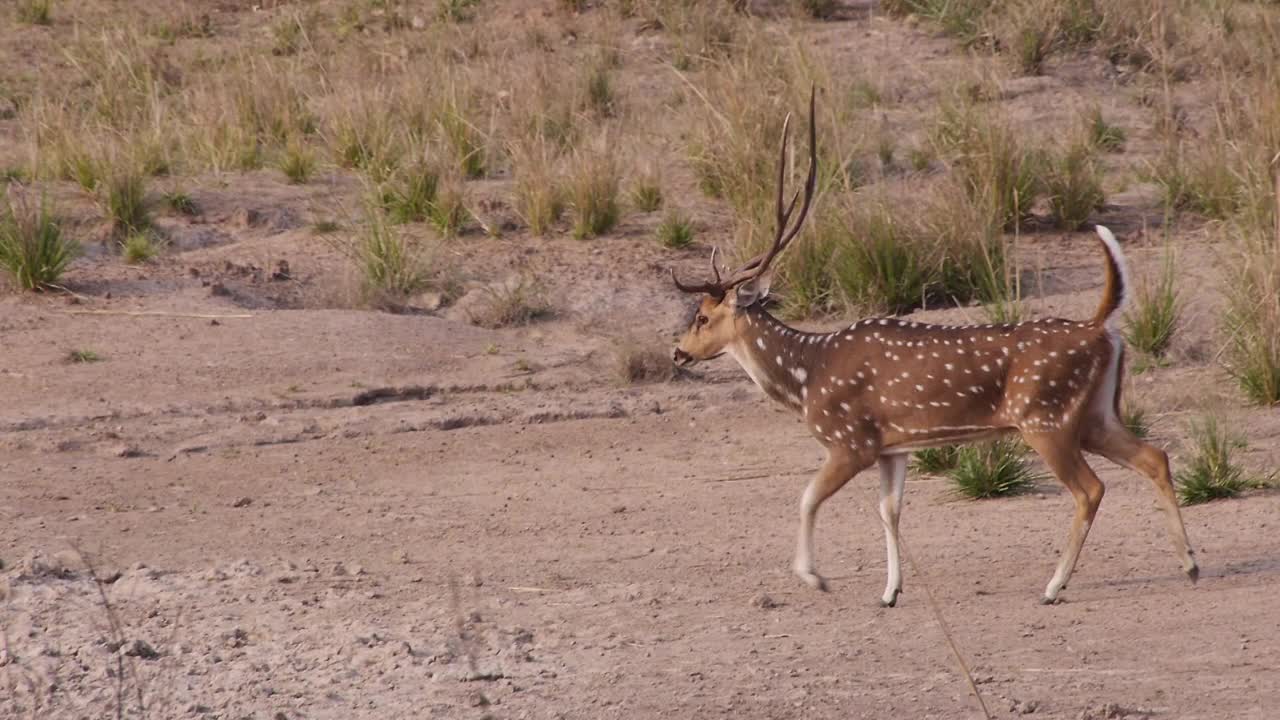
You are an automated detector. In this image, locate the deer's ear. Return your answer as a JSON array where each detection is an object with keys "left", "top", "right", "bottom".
[{"left": 734, "top": 271, "right": 773, "bottom": 308}]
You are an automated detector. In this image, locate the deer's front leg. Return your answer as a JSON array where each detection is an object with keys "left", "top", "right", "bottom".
[
  {"left": 793, "top": 446, "right": 873, "bottom": 591},
  {"left": 877, "top": 454, "right": 907, "bottom": 607}
]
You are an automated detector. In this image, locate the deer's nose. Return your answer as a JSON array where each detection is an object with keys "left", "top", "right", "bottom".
[{"left": 673, "top": 349, "right": 694, "bottom": 367}]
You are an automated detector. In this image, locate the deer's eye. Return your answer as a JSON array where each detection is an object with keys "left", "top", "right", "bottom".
[{"left": 695, "top": 314, "right": 709, "bottom": 328}]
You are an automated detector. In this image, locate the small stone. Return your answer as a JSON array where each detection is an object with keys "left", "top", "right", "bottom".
[
  {"left": 232, "top": 497, "right": 252, "bottom": 508},
  {"left": 270, "top": 260, "right": 291, "bottom": 281},
  {"left": 751, "top": 593, "right": 781, "bottom": 610},
  {"left": 51, "top": 550, "right": 82, "bottom": 573},
  {"left": 123, "top": 640, "right": 160, "bottom": 660},
  {"left": 232, "top": 207, "right": 262, "bottom": 228}
]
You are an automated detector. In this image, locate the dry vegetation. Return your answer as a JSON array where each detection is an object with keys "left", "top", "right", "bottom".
[{"left": 0, "top": 0, "right": 1274, "bottom": 456}]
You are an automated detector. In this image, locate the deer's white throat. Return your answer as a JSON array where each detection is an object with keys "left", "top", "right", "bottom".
[{"left": 728, "top": 309, "right": 818, "bottom": 412}]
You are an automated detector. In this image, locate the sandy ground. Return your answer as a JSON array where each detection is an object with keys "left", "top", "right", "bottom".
[{"left": 2, "top": 285, "right": 1278, "bottom": 720}]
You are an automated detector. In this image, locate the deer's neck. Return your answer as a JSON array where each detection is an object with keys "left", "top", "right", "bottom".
[{"left": 727, "top": 305, "right": 826, "bottom": 412}]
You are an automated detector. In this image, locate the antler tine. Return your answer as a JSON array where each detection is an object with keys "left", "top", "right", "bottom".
[
  {"left": 775, "top": 112, "right": 796, "bottom": 236},
  {"left": 709, "top": 246, "right": 723, "bottom": 285},
  {"left": 722, "top": 86, "right": 818, "bottom": 288},
  {"left": 776, "top": 86, "right": 819, "bottom": 249}
]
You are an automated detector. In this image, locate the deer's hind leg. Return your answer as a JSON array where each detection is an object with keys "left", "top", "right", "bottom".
[
  {"left": 1083, "top": 419, "right": 1198, "bottom": 582},
  {"left": 1022, "top": 431, "right": 1106, "bottom": 604}
]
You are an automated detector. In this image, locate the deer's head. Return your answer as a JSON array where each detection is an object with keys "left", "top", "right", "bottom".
[{"left": 671, "top": 89, "right": 818, "bottom": 368}]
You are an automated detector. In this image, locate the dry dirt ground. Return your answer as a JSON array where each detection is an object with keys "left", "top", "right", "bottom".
[{"left": 3, "top": 1, "right": 1280, "bottom": 719}]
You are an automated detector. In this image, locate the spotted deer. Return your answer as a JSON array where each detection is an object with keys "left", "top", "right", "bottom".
[{"left": 670, "top": 91, "right": 1198, "bottom": 606}]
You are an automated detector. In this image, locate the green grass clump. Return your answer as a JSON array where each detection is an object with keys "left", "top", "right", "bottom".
[
  {"left": 583, "top": 63, "right": 616, "bottom": 118},
  {"left": 833, "top": 203, "right": 932, "bottom": 314},
  {"left": 1176, "top": 417, "right": 1251, "bottom": 505},
  {"left": 656, "top": 210, "right": 695, "bottom": 249},
  {"left": 66, "top": 153, "right": 99, "bottom": 193},
  {"left": 279, "top": 139, "right": 316, "bottom": 184},
  {"left": 0, "top": 195, "right": 79, "bottom": 290},
  {"left": 436, "top": 85, "right": 489, "bottom": 179},
  {"left": 122, "top": 232, "right": 161, "bottom": 264},
  {"left": 948, "top": 438, "right": 1042, "bottom": 499},
  {"left": 358, "top": 209, "right": 429, "bottom": 297},
  {"left": 1082, "top": 106, "right": 1126, "bottom": 153},
  {"left": 382, "top": 163, "right": 441, "bottom": 225},
  {"left": 1123, "top": 246, "right": 1181, "bottom": 359},
  {"left": 912, "top": 446, "right": 961, "bottom": 475},
  {"left": 101, "top": 170, "right": 150, "bottom": 234},
  {"left": 426, "top": 181, "right": 468, "bottom": 238},
  {"left": 312, "top": 219, "right": 340, "bottom": 234},
  {"left": 1121, "top": 397, "right": 1150, "bottom": 439},
  {"left": 164, "top": 191, "right": 199, "bottom": 216},
  {"left": 632, "top": 176, "right": 663, "bottom": 212},
  {"left": 795, "top": 0, "right": 838, "bottom": 20},
  {"left": 438, "top": 0, "right": 480, "bottom": 22},
  {"left": 68, "top": 349, "right": 101, "bottom": 363},
  {"left": 16, "top": 0, "right": 53, "bottom": 25},
  {"left": 883, "top": 0, "right": 990, "bottom": 46}
]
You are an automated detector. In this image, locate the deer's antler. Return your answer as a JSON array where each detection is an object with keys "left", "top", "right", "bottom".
[{"left": 671, "top": 86, "right": 818, "bottom": 298}]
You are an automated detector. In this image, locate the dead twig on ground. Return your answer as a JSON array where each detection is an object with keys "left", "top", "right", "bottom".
[{"left": 59, "top": 310, "right": 253, "bottom": 319}]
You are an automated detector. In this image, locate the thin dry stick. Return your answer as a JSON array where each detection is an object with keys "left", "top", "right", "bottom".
[
  {"left": 60, "top": 310, "right": 253, "bottom": 319},
  {"left": 899, "top": 534, "right": 993, "bottom": 720},
  {"left": 75, "top": 547, "right": 145, "bottom": 720}
]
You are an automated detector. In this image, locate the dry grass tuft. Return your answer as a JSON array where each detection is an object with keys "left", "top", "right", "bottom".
[
  {"left": 510, "top": 138, "right": 564, "bottom": 236},
  {"left": 1124, "top": 243, "right": 1181, "bottom": 361},
  {"left": 1221, "top": 219, "right": 1280, "bottom": 405},
  {"left": 613, "top": 340, "right": 677, "bottom": 384},
  {"left": 278, "top": 137, "right": 317, "bottom": 185},
  {"left": 468, "top": 277, "right": 553, "bottom": 329},
  {"left": 1044, "top": 142, "right": 1104, "bottom": 230},
  {"left": 568, "top": 141, "right": 621, "bottom": 240}
]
